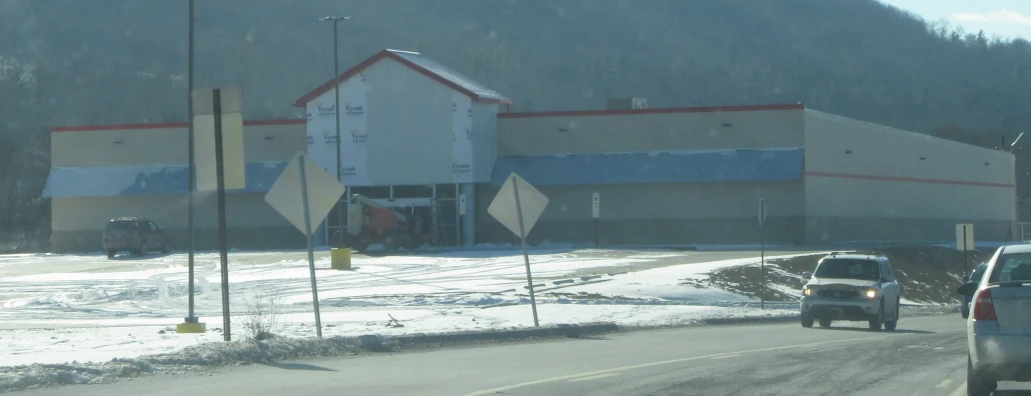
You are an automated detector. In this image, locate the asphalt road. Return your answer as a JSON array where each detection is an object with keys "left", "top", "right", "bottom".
[{"left": 13, "top": 315, "right": 1031, "bottom": 396}]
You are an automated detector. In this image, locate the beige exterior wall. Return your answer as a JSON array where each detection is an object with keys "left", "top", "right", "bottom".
[
  {"left": 53, "top": 125, "right": 187, "bottom": 167},
  {"left": 51, "top": 121, "right": 304, "bottom": 167},
  {"left": 476, "top": 181, "right": 806, "bottom": 245},
  {"left": 242, "top": 123, "right": 307, "bottom": 162},
  {"left": 51, "top": 194, "right": 301, "bottom": 252},
  {"left": 526, "top": 182, "right": 803, "bottom": 221},
  {"left": 48, "top": 120, "right": 306, "bottom": 252},
  {"left": 496, "top": 108, "right": 805, "bottom": 156},
  {"left": 52, "top": 193, "right": 291, "bottom": 232},
  {"left": 803, "top": 110, "right": 1017, "bottom": 242}
]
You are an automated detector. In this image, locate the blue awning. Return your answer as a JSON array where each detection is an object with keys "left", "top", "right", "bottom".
[
  {"left": 489, "top": 148, "right": 804, "bottom": 186},
  {"left": 42, "top": 162, "right": 289, "bottom": 198}
]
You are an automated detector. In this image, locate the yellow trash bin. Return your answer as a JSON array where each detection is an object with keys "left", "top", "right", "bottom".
[{"left": 331, "top": 248, "right": 352, "bottom": 270}]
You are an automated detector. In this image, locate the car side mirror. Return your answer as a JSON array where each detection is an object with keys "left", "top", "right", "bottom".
[
  {"left": 802, "top": 272, "right": 812, "bottom": 279},
  {"left": 957, "top": 282, "right": 978, "bottom": 297}
]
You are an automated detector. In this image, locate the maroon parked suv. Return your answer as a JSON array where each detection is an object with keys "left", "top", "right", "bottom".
[{"left": 102, "top": 217, "right": 170, "bottom": 258}]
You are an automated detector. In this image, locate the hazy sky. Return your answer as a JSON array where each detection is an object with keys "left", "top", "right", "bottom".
[{"left": 880, "top": 0, "right": 1031, "bottom": 40}]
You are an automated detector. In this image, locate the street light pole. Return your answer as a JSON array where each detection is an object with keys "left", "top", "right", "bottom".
[
  {"left": 322, "top": 16, "right": 349, "bottom": 244},
  {"left": 185, "top": 0, "right": 198, "bottom": 324}
]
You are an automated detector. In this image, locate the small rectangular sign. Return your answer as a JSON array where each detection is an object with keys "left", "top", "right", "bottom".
[
  {"left": 956, "top": 224, "right": 975, "bottom": 251},
  {"left": 758, "top": 199, "right": 766, "bottom": 226},
  {"left": 192, "top": 87, "right": 242, "bottom": 115},
  {"left": 194, "top": 112, "right": 245, "bottom": 191},
  {"left": 592, "top": 193, "right": 600, "bottom": 219},
  {"left": 459, "top": 194, "right": 467, "bottom": 215}
]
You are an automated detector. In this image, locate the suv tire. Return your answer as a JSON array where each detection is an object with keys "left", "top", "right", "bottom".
[
  {"left": 134, "top": 240, "right": 147, "bottom": 256},
  {"left": 884, "top": 299, "right": 899, "bottom": 331},
  {"left": 868, "top": 300, "right": 884, "bottom": 330},
  {"left": 818, "top": 318, "right": 832, "bottom": 328},
  {"left": 801, "top": 313, "right": 814, "bottom": 328}
]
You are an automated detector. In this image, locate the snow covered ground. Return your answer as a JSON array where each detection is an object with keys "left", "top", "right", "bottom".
[{"left": 0, "top": 247, "right": 817, "bottom": 367}]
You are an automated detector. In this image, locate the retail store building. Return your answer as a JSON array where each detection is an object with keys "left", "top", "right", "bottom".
[{"left": 43, "top": 49, "right": 1017, "bottom": 251}]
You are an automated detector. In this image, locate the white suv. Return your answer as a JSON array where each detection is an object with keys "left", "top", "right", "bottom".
[
  {"left": 959, "top": 244, "right": 1031, "bottom": 396},
  {"left": 799, "top": 253, "right": 901, "bottom": 330}
]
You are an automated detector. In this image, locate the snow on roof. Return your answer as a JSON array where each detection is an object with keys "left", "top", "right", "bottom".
[
  {"left": 42, "top": 162, "right": 289, "bottom": 197},
  {"left": 293, "top": 49, "right": 510, "bottom": 107}
]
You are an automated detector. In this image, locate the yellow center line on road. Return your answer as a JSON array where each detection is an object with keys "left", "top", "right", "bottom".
[
  {"left": 462, "top": 333, "right": 918, "bottom": 396},
  {"left": 711, "top": 354, "right": 740, "bottom": 359},
  {"left": 569, "top": 373, "right": 620, "bottom": 382},
  {"left": 948, "top": 382, "right": 966, "bottom": 396}
]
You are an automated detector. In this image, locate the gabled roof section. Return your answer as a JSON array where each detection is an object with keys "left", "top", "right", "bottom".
[{"left": 293, "top": 49, "right": 510, "bottom": 107}]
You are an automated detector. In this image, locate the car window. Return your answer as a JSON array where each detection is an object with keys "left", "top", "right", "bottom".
[
  {"left": 969, "top": 264, "right": 988, "bottom": 283},
  {"left": 988, "top": 253, "right": 1031, "bottom": 283},
  {"left": 882, "top": 261, "right": 895, "bottom": 281},
  {"left": 106, "top": 221, "right": 134, "bottom": 232},
  {"left": 814, "top": 259, "right": 881, "bottom": 281},
  {"left": 149, "top": 222, "right": 158, "bottom": 232}
]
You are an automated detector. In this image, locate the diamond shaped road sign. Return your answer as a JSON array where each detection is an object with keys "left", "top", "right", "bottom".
[
  {"left": 265, "top": 152, "right": 346, "bottom": 235},
  {"left": 488, "top": 173, "right": 549, "bottom": 238}
]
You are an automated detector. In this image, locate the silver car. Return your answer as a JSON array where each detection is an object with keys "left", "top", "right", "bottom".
[
  {"left": 800, "top": 253, "right": 901, "bottom": 330},
  {"left": 960, "top": 244, "right": 1031, "bottom": 396}
]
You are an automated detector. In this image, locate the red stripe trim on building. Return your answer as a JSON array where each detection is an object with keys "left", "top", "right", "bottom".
[
  {"left": 496, "top": 103, "right": 805, "bottom": 119},
  {"left": 52, "top": 122, "right": 189, "bottom": 132},
  {"left": 805, "top": 171, "right": 1014, "bottom": 188},
  {"left": 242, "top": 119, "right": 305, "bottom": 127},
  {"left": 51, "top": 119, "right": 304, "bottom": 132}
]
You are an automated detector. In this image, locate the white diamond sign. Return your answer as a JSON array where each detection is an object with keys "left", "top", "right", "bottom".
[
  {"left": 265, "top": 151, "right": 346, "bottom": 236},
  {"left": 488, "top": 173, "right": 549, "bottom": 238},
  {"left": 487, "top": 172, "right": 549, "bottom": 327}
]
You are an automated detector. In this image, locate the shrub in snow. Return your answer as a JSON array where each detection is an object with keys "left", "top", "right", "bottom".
[{"left": 243, "top": 290, "right": 282, "bottom": 341}]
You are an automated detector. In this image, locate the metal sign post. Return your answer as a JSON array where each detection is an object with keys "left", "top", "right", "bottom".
[
  {"left": 592, "top": 193, "right": 600, "bottom": 248},
  {"left": 488, "top": 173, "right": 549, "bottom": 327},
  {"left": 511, "top": 179, "right": 539, "bottom": 327},
  {"left": 187, "top": 86, "right": 244, "bottom": 339},
  {"left": 297, "top": 155, "right": 323, "bottom": 338},
  {"left": 759, "top": 198, "right": 766, "bottom": 310},
  {"left": 212, "top": 89, "right": 232, "bottom": 341},
  {"left": 957, "top": 224, "right": 975, "bottom": 276},
  {"left": 265, "top": 152, "right": 346, "bottom": 338}
]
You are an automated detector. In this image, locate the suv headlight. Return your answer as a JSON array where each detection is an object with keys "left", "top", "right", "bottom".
[
  {"left": 864, "top": 288, "right": 877, "bottom": 298},
  {"left": 803, "top": 286, "right": 813, "bottom": 296}
]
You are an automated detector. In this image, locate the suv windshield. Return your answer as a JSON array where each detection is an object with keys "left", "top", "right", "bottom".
[{"left": 814, "top": 259, "right": 880, "bottom": 281}]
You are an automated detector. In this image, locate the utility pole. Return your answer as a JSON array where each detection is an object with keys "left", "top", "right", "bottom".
[{"left": 322, "top": 16, "right": 350, "bottom": 243}]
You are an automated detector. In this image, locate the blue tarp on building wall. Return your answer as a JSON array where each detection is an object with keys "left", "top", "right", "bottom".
[
  {"left": 489, "top": 148, "right": 805, "bottom": 186},
  {"left": 42, "top": 162, "right": 289, "bottom": 198}
]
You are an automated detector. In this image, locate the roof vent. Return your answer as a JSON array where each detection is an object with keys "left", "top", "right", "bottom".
[{"left": 605, "top": 97, "right": 648, "bottom": 110}]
